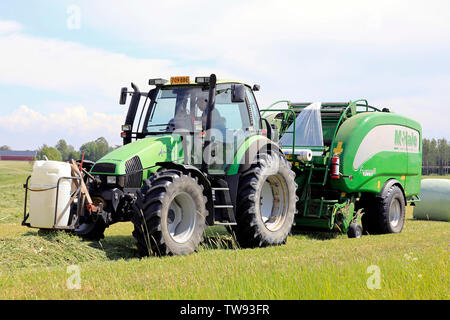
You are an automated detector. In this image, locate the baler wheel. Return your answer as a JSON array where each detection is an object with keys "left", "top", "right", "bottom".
[
  {"left": 132, "top": 169, "right": 208, "bottom": 256},
  {"left": 363, "top": 185, "right": 406, "bottom": 234},
  {"left": 233, "top": 152, "right": 297, "bottom": 248},
  {"left": 347, "top": 222, "right": 363, "bottom": 238}
]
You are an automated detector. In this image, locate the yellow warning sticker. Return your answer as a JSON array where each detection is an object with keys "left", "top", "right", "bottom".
[{"left": 333, "top": 142, "right": 344, "bottom": 155}]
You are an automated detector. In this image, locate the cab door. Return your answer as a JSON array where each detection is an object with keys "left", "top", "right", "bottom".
[{"left": 206, "top": 83, "right": 253, "bottom": 174}]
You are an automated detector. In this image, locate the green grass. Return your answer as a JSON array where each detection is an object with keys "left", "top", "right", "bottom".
[
  {"left": 422, "top": 174, "right": 450, "bottom": 179},
  {"left": 0, "top": 161, "right": 448, "bottom": 299},
  {"left": 0, "top": 161, "right": 33, "bottom": 223}
]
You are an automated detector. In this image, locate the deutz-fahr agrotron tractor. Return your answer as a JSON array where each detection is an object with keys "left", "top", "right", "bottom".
[{"left": 23, "top": 74, "right": 422, "bottom": 256}]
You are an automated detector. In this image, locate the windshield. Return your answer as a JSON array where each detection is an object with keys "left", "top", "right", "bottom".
[
  {"left": 142, "top": 84, "right": 251, "bottom": 134},
  {"left": 143, "top": 86, "right": 207, "bottom": 133}
]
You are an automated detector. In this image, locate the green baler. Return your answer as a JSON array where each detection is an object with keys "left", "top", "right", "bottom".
[{"left": 263, "top": 99, "right": 422, "bottom": 237}]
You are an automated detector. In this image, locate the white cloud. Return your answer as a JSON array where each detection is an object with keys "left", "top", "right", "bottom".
[
  {"left": 0, "top": 20, "right": 22, "bottom": 34},
  {"left": 0, "top": 105, "right": 125, "bottom": 149},
  {"left": 0, "top": 33, "right": 176, "bottom": 101},
  {"left": 0, "top": 25, "right": 231, "bottom": 112},
  {"left": 1, "top": 0, "right": 450, "bottom": 151},
  {"left": 81, "top": 0, "right": 450, "bottom": 57},
  {"left": 76, "top": 1, "right": 450, "bottom": 114},
  {"left": 374, "top": 77, "right": 450, "bottom": 139}
]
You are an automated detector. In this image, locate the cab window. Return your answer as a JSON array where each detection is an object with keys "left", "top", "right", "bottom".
[
  {"left": 214, "top": 84, "right": 251, "bottom": 130},
  {"left": 245, "top": 87, "right": 261, "bottom": 130}
]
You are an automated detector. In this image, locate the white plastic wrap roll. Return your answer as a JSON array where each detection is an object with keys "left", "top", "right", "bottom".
[
  {"left": 282, "top": 148, "right": 313, "bottom": 161},
  {"left": 413, "top": 179, "right": 450, "bottom": 222}
]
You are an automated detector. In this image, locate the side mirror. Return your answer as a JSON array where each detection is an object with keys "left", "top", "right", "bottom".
[
  {"left": 120, "top": 87, "right": 128, "bottom": 105},
  {"left": 253, "top": 84, "right": 260, "bottom": 91},
  {"left": 232, "top": 84, "right": 246, "bottom": 103}
]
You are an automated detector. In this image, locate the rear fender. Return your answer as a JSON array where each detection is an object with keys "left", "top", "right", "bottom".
[
  {"left": 379, "top": 178, "right": 406, "bottom": 203},
  {"left": 227, "top": 135, "right": 284, "bottom": 175}
]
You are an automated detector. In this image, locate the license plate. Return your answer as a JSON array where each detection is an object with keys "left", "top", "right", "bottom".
[{"left": 170, "top": 76, "right": 190, "bottom": 84}]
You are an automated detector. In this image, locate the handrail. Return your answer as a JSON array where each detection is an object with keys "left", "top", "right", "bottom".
[
  {"left": 353, "top": 99, "right": 368, "bottom": 107},
  {"left": 328, "top": 102, "right": 355, "bottom": 165},
  {"left": 22, "top": 175, "right": 82, "bottom": 229},
  {"left": 260, "top": 108, "right": 297, "bottom": 156},
  {"left": 262, "top": 99, "right": 381, "bottom": 165},
  {"left": 327, "top": 99, "right": 381, "bottom": 168},
  {"left": 355, "top": 104, "right": 381, "bottom": 112},
  {"left": 261, "top": 100, "right": 290, "bottom": 117},
  {"left": 54, "top": 176, "right": 82, "bottom": 228}
]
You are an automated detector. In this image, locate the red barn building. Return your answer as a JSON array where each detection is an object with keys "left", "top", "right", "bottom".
[{"left": 0, "top": 150, "right": 37, "bottom": 161}]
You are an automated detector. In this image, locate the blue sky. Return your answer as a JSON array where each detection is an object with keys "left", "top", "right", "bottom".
[{"left": 0, "top": 0, "right": 449, "bottom": 150}]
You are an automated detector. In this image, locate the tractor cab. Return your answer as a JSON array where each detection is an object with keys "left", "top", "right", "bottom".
[
  {"left": 120, "top": 77, "right": 262, "bottom": 138},
  {"left": 118, "top": 76, "right": 266, "bottom": 173}
]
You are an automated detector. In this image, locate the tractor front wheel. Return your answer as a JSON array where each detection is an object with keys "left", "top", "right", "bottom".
[
  {"left": 234, "top": 153, "right": 297, "bottom": 248},
  {"left": 132, "top": 169, "right": 208, "bottom": 256}
]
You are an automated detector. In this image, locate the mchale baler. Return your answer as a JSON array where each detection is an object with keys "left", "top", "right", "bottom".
[{"left": 262, "top": 99, "right": 422, "bottom": 237}]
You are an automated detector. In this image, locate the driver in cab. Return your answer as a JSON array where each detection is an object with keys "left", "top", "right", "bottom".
[{"left": 195, "top": 96, "right": 225, "bottom": 130}]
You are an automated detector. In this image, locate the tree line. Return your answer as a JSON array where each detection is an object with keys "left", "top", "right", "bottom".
[
  {"left": 2, "top": 137, "right": 449, "bottom": 175},
  {"left": 35, "top": 137, "right": 118, "bottom": 162},
  {"left": 422, "top": 138, "right": 449, "bottom": 175}
]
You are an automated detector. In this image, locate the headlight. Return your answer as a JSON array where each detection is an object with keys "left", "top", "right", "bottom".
[
  {"left": 107, "top": 176, "right": 117, "bottom": 184},
  {"left": 121, "top": 124, "right": 132, "bottom": 131}
]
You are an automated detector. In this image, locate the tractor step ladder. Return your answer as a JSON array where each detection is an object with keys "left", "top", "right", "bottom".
[
  {"left": 301, "top": 163, "right": 334, "bottom": 218},
  {"left": 212, "top": 187, "right": 236, "bottom": 224},
  {"left": 308, "top": 166, "right": 330, "bottom": 186}
]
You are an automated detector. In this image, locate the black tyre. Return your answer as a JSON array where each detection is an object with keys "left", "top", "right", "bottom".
[
  {"left": 234, "top": 152, "right": 297, "bottom": 248},
  {"left": 71, "top": 197, "right": 107, "bottom": 241},
  {"left": 347, "top": 222, "right": 363, "bottom": 238},
  {"left": 132, "top": 169, "right": 208, "bottom": 256},
  {"left": 359, "top": 195, "right": 375, "bottom": 234},
  {"left": 362, "top": 185, "right": 406, "bottom": 234},
  {"left": 75, "top": 219, "right": 107, "bottom": 241}
]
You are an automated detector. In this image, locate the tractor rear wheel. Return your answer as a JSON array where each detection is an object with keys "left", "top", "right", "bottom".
[
  {"left": 362, "top": 185, "right": 406, "bottom": 234},
  {"left": 132, "top": 169, "right": 208, "bottom": 256},
  {"left": 234, "top": 153, "right": 297, "bottom": 248}
]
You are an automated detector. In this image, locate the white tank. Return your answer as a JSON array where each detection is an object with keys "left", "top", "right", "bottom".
[{"left": 28, "top": 160, "right": 73, "bottom": 229}]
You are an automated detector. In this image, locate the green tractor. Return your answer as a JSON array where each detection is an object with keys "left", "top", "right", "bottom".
[
  {"left": 262, "top": 100, "right": 422, "bottom": 238},
  {"left": 24, "top": 75, "right": 297, "bottom": 256}
]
